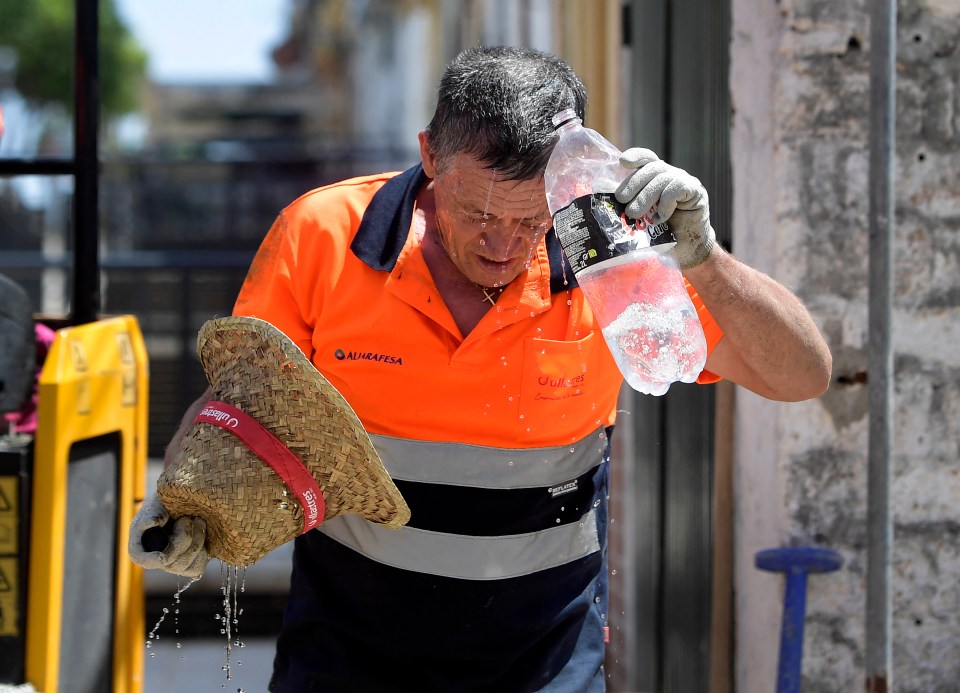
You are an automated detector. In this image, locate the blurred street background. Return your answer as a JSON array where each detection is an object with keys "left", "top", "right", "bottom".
[{"left": 2, "top": 0, "right": 959, "bottom": 691}]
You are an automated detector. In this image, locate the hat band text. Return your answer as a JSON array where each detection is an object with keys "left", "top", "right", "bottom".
[{"left": 196, "top": 400, "right": 326, "bottom": 533}]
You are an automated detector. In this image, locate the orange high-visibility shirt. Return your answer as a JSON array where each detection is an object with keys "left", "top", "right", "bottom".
[{"left": 235, "top": 167, "right": 722, "bottom": 449}]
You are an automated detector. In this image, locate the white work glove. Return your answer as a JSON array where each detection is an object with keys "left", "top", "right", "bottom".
[
  {"left": 128, "top": 494, "right": 210, "bottom": 580},
  {"left": 615, "top": 148, "right": 717, "bottom": 269}
]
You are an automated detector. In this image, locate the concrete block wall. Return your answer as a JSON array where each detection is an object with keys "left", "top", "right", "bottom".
[{"left": 730, "top": 0, "right": 959, "bottom": 690}]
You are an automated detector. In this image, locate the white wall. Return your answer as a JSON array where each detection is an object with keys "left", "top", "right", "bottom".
[{"left": 731, "top": 0, "right": 960, "bottom": 690}]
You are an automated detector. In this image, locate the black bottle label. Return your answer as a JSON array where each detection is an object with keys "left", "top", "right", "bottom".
[{"left": 552, "top": 193, "right": 675, "bottom": 275}]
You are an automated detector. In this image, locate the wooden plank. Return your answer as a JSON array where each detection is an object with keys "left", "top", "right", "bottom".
[{"left": 711, "top": 380, "right": 735, "bottom": 693}]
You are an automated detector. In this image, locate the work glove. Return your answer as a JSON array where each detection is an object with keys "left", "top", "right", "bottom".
[
  {"left": 128, "top": 494, "right": 210, "bottom": 580},
  {"left": 615, "top": 148, "right": 717, "bottom": 269}
]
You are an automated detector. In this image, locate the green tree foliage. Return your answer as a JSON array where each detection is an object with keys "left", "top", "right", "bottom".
[{"left": 0, "top": 0, "right": 147, "bottom": 117}]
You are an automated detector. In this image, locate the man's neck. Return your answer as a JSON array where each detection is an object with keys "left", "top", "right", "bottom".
[{"left": 414, "top": 186, "right": 497, "bottom": 337}]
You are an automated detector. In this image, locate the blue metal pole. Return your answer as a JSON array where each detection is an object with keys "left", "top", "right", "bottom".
[
  {"left": 757, "top": 547, "right": 844, "bottom": 693},
  {"left": 776, "top": 567, "right": 809, "bottom": 693}
]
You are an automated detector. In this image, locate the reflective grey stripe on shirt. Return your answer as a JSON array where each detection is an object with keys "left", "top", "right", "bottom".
[
  {"left": 369, "top": 427, "right": 609, "bottom": 489},
  {"left": 319, "top": 509, "right": 601, "bottom": 581}
]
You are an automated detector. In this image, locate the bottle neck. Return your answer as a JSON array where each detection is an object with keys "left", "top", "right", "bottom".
[{"left": 552, "top": 108, "right": 581, "bottom": 132}]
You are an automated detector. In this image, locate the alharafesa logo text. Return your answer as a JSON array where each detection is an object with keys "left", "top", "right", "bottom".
[{"left": 334, "top": 348, "right": 404, "bottom": 365}]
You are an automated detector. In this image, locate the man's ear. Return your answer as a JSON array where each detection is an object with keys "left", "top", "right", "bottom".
[{"left": 418, "top": 130, "right": 437, "bottom": 179}]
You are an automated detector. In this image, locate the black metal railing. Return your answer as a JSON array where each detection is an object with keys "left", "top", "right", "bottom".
[{"left": 0, "top": 249, "right": 254, "bottom": 457}]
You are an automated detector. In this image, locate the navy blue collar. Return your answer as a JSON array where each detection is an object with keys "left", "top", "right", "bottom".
[{"left": 350, "top": 164, "right": 577, "bottom": 293}]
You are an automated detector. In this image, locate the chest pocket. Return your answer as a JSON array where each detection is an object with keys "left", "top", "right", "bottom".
[{"left": 519, "top": 333, "right": 610, "bottom": 436}]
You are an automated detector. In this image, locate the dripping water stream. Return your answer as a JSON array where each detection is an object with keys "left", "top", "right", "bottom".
[
  {"left": 216, "top": 562, "right": 247, "bottom": 683},
  {"left": 146, "top": 577, "right": 197, "bottom": 656},
  {"left": 145, "top": 563, "right": 249, "bottom": 691}
]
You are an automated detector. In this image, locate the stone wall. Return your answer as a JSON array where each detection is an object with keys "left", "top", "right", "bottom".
[{"left": 730, "top": 0, "right": 960, "bottom": 690}]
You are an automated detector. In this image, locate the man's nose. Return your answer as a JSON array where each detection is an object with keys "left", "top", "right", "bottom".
[{"left": 481, "top": 221, "right": 524, "bottom": 259}]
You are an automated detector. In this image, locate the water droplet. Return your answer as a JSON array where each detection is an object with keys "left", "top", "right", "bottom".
[
  {"left": 595, "top": 596, "right": 602, "bottom": 603},
  {"left": 612, "top": 569, "right": 618, "bottom": 575},
  {"left": 594, "top": 499, "right": 601, "bottom": 508}
]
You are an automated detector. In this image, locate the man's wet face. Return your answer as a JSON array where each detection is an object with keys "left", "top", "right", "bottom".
[{"left": 431, "top": 154, "right": 552, "bottom": 288}]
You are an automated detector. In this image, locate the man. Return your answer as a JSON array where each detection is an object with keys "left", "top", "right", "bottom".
[{"left": 130, "top": 46, "right": 831, "bottom": 691}]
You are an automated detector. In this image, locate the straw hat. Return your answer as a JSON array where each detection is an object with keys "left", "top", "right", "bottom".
[{"left": 156, "top": 316, "right": 410, "bottom": 566}]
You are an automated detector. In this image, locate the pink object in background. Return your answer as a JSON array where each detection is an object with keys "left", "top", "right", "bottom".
[{"left": 4, "top": 322, "right": 56, "bottom": 435}]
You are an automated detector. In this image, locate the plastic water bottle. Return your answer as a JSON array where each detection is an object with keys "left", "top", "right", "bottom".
[{"left": 544, "top": 109, "right": 707, "bottom": 395}]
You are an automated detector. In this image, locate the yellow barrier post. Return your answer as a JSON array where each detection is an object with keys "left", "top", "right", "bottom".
[
  {"left": 26, "top": 315, "right": 149, "bottom": 693},
  {"left": 0, "top": 438, "right": 31, "bottom": 683}
]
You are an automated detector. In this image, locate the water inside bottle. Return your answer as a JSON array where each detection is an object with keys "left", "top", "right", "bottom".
[
  {"left": 577, "top": 254, "right": 707, "bottom": 395},
  {"left": 603, "top": 302, "right": 702, "bottom": 395}
]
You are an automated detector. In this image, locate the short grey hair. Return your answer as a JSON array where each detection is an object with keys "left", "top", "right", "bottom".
[{"left": 424, "top": 45, "right": 587, "bottom": 181}]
